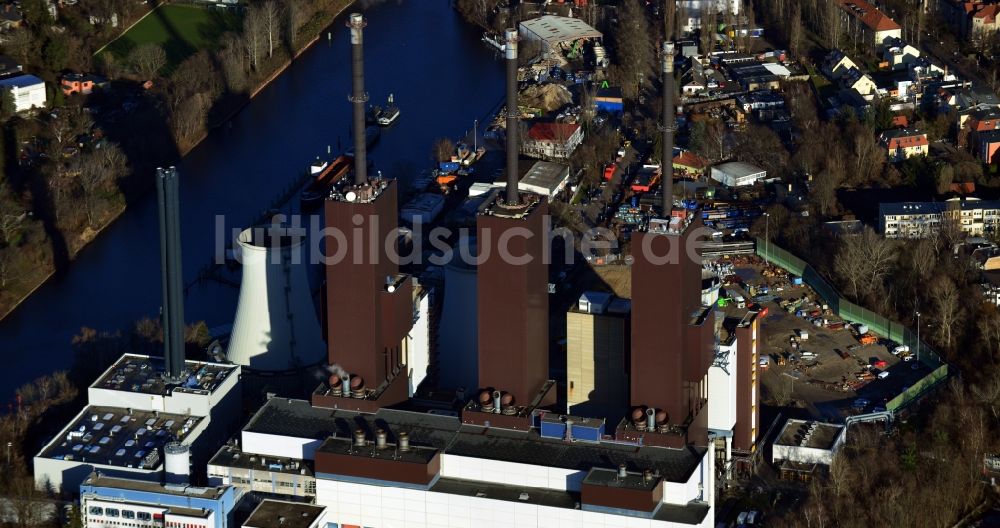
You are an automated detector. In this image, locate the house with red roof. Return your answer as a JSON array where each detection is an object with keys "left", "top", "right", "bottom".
[
  {"left": 939, "top": 0, "right": 1000, "bottom": 37},
  {"left": 672, "top": 150, "right": 710, "bottom": 179},
  {"left": 521, "top": 122, "right": 583, "bottom": 160},
  {"left": 971, "top": 4, "right": 1000, "bottom": 37},
  {"left": 836, "top": 0, "right": 902, "bottom": 50},
  {"left": 879, "top": 128, "right": 928, "bottom": 162}
]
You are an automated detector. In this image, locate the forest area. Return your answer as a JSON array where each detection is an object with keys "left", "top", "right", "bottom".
[{"left": 0, "top": 0, "right": 352, "bottom": 320}]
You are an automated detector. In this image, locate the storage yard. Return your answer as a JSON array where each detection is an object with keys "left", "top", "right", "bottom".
[{"left": 714, "top": 256, "right": 930, "bottom": 421}]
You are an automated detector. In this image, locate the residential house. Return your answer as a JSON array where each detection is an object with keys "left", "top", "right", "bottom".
[
  {"left": 958, "top": 104, "right": 1000, "bottom": 148},
  {"left": 836, "top": 0, "right": 902, "bottom": 50},
  {"left": 978, "top": 129, "right": 1000, "bottom": 164},
  {"left": 882, "top": 38, "right": 921, "bottom": 70},
  {"left": 880, "top": 128, "right": 928, "bottom": 161},
  {"left": 822, "top": 49, "right": 859, "bottom": 80},
  {"left": 841, "top": 67, "right": 878, "bottom": 99},
  {"left": 61, "top": 73, "right": 107, "bottom": 96},
  {"left": 879, "top": 202, "right": 945, "bottom": 238},
  {"left": 673, "top": 150, "right": 710, "bottom": 179},
  {"left": 0, "top": 74, "right": 45, "bottom": 112},
  {"left": 0, "top": 3, "right": 22, "bottom": 31},
  {"left": 682, "top": 60, "right": 707, "bottom": 96},
  {"left": 970, "top": 4, "right": 1000, "bottom": 39},
  {"left": 521, "top": 122, "right": 583, "bottom": 160},
  {"left": 880, "top": 198, "right": 1000, "bottom": 238}
]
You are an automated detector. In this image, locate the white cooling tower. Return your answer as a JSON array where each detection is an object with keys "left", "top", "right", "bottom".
[
  {"left": 228, "top": 225, "right": 326, "bottom": 371},
  {"left": 437, "top": 238, "right": 479, "bottom": 392}
]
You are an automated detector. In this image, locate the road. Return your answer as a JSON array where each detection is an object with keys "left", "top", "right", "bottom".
[{"left": 919, "top": 35, "right": 993, "bottom": 95}]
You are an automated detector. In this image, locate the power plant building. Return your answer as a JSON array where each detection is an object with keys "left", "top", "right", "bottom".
[
  {"left": 566, "top": 292, "right": 630, "bottom": 420},
  {"left": 33, "top": 355, "right": 242, "bottom": 493},
  {"left": 79, "top": 472, "right": 237, "bottom": 528},
  {"left": 220, "top": 398, "right": 715, "bottom": 528}
]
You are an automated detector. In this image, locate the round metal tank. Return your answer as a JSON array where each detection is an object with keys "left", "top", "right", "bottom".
[
  {"left": 228, "top": 225, "right": 326, "bottom": 371},
  {"left": 163, "top": 442, "right": 190, "bottom": 485}
]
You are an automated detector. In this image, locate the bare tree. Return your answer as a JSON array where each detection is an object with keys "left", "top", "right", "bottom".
[
  {"left": 834, "top": 227, "right": 896, "bottom": 302},
  {"left": 613, "top": 0, "right": 654, "bottom": 98},
  {"left": 2, "top": 29, "right": 31, "bottom": 64},
  {"left": 243, "top": 6, "right": 265, "bottom": 71},
  {"left": 261, "top": 0, "right": 282, "bottom": 59},
  {"left": 433, "top": 137, "right": 455, "bottom": 163},
  {"left": 128, "top": 43, "right": 166, "bottom": 79},
  {"left": 789, "top": 3, "right": 804, "bottom": 58},
  {"left": 930, "top": 275, "right": 961, "bottom": 349},
  {"left": 822, "top": 0, "right": 842, "bottom": 49},
  {"left": 699, "top": 3, "right": 716, "bottom": 61},
  {"left": 78, "top": 143, "right": 128, "bottom": 226}
]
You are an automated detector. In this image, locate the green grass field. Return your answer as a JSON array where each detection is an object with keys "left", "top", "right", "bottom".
[{"left": 100, "top": 4, "right": 242, "bottom": 71}]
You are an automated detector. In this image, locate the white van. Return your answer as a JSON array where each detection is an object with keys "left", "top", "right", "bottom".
[{"left": 878, "top": 371, "right": 890, "bottom": 379}]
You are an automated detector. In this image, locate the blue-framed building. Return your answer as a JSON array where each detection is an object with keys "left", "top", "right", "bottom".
[{"left": 79, "top": 472, "right": 237, "bottom": 528}]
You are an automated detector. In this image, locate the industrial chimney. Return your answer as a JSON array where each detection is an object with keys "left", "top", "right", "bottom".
[
  {"left": 661, "top": 41, "right": 675, "bottom": 214},
  {"left": 348, "top": 13, "right": 368, "bottom": 185},
  {"left": 505, "top": 27, "right": 520, "bottom": 206},
  {"left": 155, "top": 167, "right": 185, "bottom": 382}
]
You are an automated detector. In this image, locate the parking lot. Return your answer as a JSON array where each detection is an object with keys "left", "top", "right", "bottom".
[{"left": 715, "top": 257, "right": 930, "bottom": 421}]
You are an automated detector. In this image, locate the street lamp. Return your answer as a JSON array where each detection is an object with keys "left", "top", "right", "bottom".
[
  {"left": 763, "top": 212, "right": 770, "bottom": 259},
  {"left": 915, "top": 310, "right": 921, "bottom": 364}
]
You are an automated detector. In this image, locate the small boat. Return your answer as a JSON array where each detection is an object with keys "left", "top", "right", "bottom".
[
  {"left": 401, "top": 193, "right": 445, "bottom": 225},
  {"left": 301, "top": 154, "right": 353, "bottom": 211},
  {"left": 377, "top": 94, "right": 400, "bottom": 126}
]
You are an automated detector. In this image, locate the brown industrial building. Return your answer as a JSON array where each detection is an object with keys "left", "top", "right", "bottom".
[{"left": 622, "top": 213, "right": 714, "bottom": 448}]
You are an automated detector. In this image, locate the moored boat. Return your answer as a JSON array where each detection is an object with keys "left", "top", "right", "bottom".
[
  {"left": 377, "top": 94, "right": 400, "bottom": 126},
  {"left": 300, "top": 154, "right": 353, "bottom": 211}
]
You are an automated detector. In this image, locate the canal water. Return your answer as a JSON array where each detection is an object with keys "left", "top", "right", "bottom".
[{"left": 0, "top": 0, "right": 503, "bottom": 394}]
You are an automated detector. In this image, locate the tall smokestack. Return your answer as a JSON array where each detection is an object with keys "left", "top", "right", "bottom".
[
  {"left": 348, "top": 13, "right": 368, "bottom": 185},
  {"left": 661, "top": 41, "right": 675, "bottom": 214},
  {"left": 156, "top": 167, "right": 185, "bottom": 381},
  {"left": 505, "top": 27, "right": 520, "bottom": 206}
]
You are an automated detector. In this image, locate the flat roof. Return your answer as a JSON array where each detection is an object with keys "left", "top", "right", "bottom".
[
  {"left": 40, "top": 405, "right": 202, "bottom": 468},
  {"left": 775, "top": 419, "right": 844, "bottom": 450},
  {"left": 0, "top": 74, "right": 42, "bottom": 88},
  {"left": 93, "top": 354, "right": 237, "bottom": 396},
  {"left": 208, "top": 445, "right": 314, "bottom": 477},
  {"left": 519, "top": 15, "right": 602, "bottom": 46},
  {"left": 712, "top": 162, "right": 766, "bottom": 178},
  {"left": 244, "top": 500, "right": 325, "bottom": 528},
  {"left": 522, "top": 161, "right": 570, "bottom": 192},
  {"left": 245, "top": 398, "right": 706, "bottom": 484},
  {"left": 82, "top": 473, "right": 227, "bottom": 500}
]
